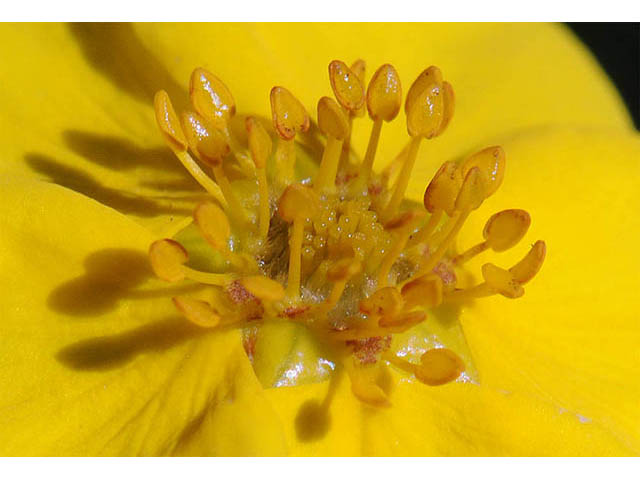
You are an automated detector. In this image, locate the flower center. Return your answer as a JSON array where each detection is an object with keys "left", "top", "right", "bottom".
[{"left": 149, "top": 60, "right": 546, "bottom": 407}]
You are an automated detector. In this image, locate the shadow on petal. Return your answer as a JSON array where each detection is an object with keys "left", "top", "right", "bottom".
[
  {"left": 63, "top": 130, "right": 193, "bottom": 177},
  {"left": 68, "top": 22, "right": 187, "bottom": 108},
  {"left": 294, "top": 399, "right": 331, "bottom": 442},
  {"left": 48, "top": 248, "right": 204, "bottom": 317},
  {"left": 25, "top": 153, "right": 193, "bottom": 217},
  {"left": 56, "top": 316, "right": 207, "bottom": 371}
]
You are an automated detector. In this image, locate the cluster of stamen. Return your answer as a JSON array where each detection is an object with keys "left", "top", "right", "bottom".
[{"left": 150, "top": 59, "right": 546, "bottom": 407}]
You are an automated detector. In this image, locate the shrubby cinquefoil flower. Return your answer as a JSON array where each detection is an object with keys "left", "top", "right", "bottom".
[{"left": 0, "top": 23, "right": 638, "bottom": 456}]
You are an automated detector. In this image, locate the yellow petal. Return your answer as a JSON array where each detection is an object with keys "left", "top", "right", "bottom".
[
  {"left": 460, "top": 128, "right": 640, "bottom": 452},
  {"left": 265, "top": 371, "right": 633, "bottom": 455},
  {"left": 0, "top": 178, "right": 285, "bottom": 455}
]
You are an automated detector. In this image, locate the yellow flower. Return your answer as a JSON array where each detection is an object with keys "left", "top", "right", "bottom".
[{"left": 0, "top": 23, "right": 639, "bottom": 456}]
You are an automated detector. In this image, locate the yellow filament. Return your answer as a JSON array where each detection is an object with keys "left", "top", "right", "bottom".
[
  {"left": 221, "top": 124, "right": 255, "bottom": 176},
  {"left": 286, "top": 217, "right": 305, "bottom": 299},
  {"left": 314, "top": 136, "right": 343, "bottom": 194},
  {"left": 158, "top": 216, "right": 194, "bottom": 239},
  {"left": 409, "top": 209, "right": 443, "bottom": 246},
  {"left": 444, "top": 283, "right": 495, "bottom": 302},
  {"left": 382, "top": 136, "right": 421, "bottom": 222},
  {"left": 324, "top": 279, "right": 348, "bottom": 310},
  {"left": 180, "top": 266, "right": 234, "bottom": 286},
  {"left": 256, "top": 167, "right": 271, "bottom": 239},
  {"left": 175, "top": 151, "right": 227, "bottom": 207},
  {"left": 352, "top": 117, "right": 383, "bottom": 194},
  {"left": 453, "top": 240, "right": 489, "bottom": 265},
  {"left": 212, "top": 164, "right": 247, "bottom": 225},
  {"left": 275, "top": 138, "right": 296, "bottom": 187},
  {"left": 378, "top": 227, "right": 412, "bottom": 286},
  {"left": 410, "top": 210, "right": 470, "bottom": 282}
]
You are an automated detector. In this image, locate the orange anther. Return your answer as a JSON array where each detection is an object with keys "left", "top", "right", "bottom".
[
  {"left": 481, "top": 263, "right": 524, "bottom": 299},
  {"left": 189, "top": 68, "right": 235, "bottom": 129},
  {"left": 270, "top": 86, "right": 310, "bottom": 140},
  {"left": 328, "top": 60, "right": 365, "bottom": 113},
  {"left": 509, "top": 240, "right": 546, "bottom": 284},
  {"left": 154, "top": 90, "right": 187, "bottom": 153},
  {"left": 317, "top": 96, "right": 350, "bottom": 140},
  {"left": 423, "top": 161, "right": 464, "bottom": 216},
  {"left": 181, "top": 111, "right": 230, "bottom": 167},
  {"left": 351, "top": 59, "right": 367, "bottom": 117},
  {"left": 455, "top": 166, "right": 487, "bottom": 212},
  {"left": 483, "top": 209, "right": 531, "bottom": 252},
  {"left": 173, "top": 296, "right": 221, "bottom": 328},
  {"left": 277, "top": 183, "right": 321, "bottom": 223},
  {"left": 245, "top": 117, "right": 272, "bottom": 169},
  {"left": 414, "top": 348, "right": 464, "bottom": 386},
  {"left": 461, "top": 146, "right": 506, "bottom": 198},
  {"left": 366, "top": 64, "right": 402, "bottom": 122},
  {"left": 149, "top": 239, "right": 189, "bottom": 282},
  {"left": 350, "top": 59, "right": 366, "bottom": 84},
  {"left": 239, "top": 275, "right": 286, "bottom": 302},
  {"left": 348, "top": 365, "right": 391, "bottom": 407},
  {"left": 435, "top": 81, "right": 455, "bottom": 136},
  {"left": 400, "top": 275, "right": 443, "bottom": 309},
  {"left": 406, "top": 81, "right": 444, "bottom": 139},
  {"left": 193, "top": 202, "right": 231, "bottom": 251},
  {"left": 359, "top": 287, "right": 404, "bottom": 317},
  {"left": 405, "top": 66, "right": 443, "bottom": 114}
]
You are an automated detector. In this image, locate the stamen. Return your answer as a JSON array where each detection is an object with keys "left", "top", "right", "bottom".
[
  {"left": 323, "top": 257, "right": 362, "bottom": 311},
  {"left": 278, "top": 184, "right": 321, "bottom": 299},
  {"left": 245, "top": 117, "right": 273, "bottom": 239},
  {"left": 510, "top": 240, "right": 547, "bottom": 284},
  {"left": 409, "top": 166, "right": 487, "bottom": 281},
  {"left": 454, "top": 209, "right": 531, "bottom": 264},
  {"left": 385, "top": 348, "right": 464, "bottom": 386},
  {"left": 382, "top": 67, "right": 454, "bottom": 222},
  {"left": 481, "top": 263, "right": 524, "bottom": 298},
  {"left": 350, "top": 59, "right": 367, "bottom": 117},
  {"left": 345, "top": 358, "right": 391, "bottom": 407},
  {"left": 353, "top": 64, "right": 402, "bottom": 194},
  {"left": 445, "top": 241, "right": 547, "bottom": 302},
  {"left": 461, "top": 146, "right": 506, "bottom": 198},
  {"left": 329, "top": 60, "right": 365, "bottom": 113},
  {"left": 153, "top": 91, "right": 227, "bottom": 205},
  {"left": 329, "top": 60, "right": 365, "bottom": 166},
  {"left": 270, "top": 86, "right": 310, "bottom": 187},
  {"left": 149, "top": 239, "right": 233, "bottom": 286},
  {"left": 359, "top": 286, "right": 404, "bottom": 319},
  {"left": 239, "top": 275, "right": 285, "bottom": 302},
  {"left": 314, "top": 97, "right": 350, "bottom": 194},
  {"left": 400, "top": 274, "right": 443, "bottom": 309},
  {"left": 189, "top": 67, "right": 236, "bottom": 130},
  {"left": 172, "top": 296, "right": 221, "bottom": 328},
  {"left": 149, "top": 238, "right": 189, "bottom": 282},
  {"left": 181, "top": 111, "right": 247, "bottom": 225},
  {"left": 410, "top": 161, "right": 463, "bottom": 246},
  {"left": 193, "top": 202, "right": 247, "bottom": 269},
  {"left": 189, "top": 67, "right": 253, "bottom": 175}
]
